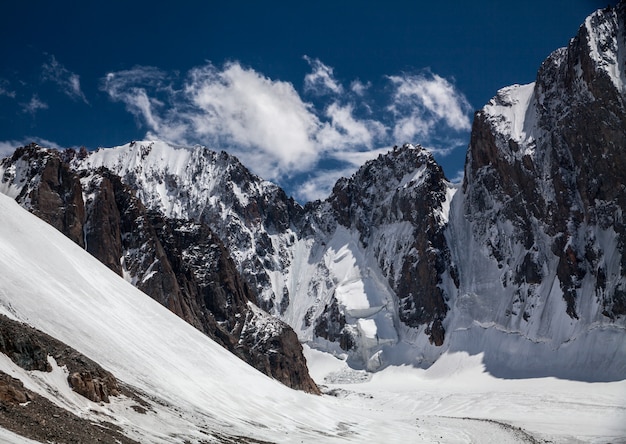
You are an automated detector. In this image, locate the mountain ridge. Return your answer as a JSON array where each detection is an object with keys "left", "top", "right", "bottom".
[{"left": 1, "top": 1, "right": 625, "bottom": 383}]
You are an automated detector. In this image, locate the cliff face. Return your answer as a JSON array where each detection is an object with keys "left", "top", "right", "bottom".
[
  {"left": 443, "top": 2, "right": 626, "bottom": 379},
  {"left": 325, "top": 145, "right": 454, "bottom": 345},
  {"left": 461, "top": 2, "right": 626, "bottom": 324},
  {"left": 0, "top": 146, "right": 318, "bottom": 394}
]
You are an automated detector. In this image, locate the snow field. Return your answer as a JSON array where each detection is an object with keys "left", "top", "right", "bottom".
[{"left": 3, "top": 182, "right": 624, "bottom": 442}]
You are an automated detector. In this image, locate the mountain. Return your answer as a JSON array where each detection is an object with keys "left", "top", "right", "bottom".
[
  {"left": 0, "top": 192, "right": 368, "bottom": 443},
  {"left": 0, "top": 144, "right": 318, "bottom": 394},
  {"left": 447, "top": 1, "right": 626, "bottom": 379},
  {"left": 0, "top": 2, "right": 626, "bottom": 442},
  {"left": 4, "top": 188, "right": 623, "bottom": 444},
  {"left": 1, "top": 1, "right": 625, "bottom": 387}
]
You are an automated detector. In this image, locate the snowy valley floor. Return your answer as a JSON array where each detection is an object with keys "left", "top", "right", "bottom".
[
  {"left": 0, "top": 193, "right": 625, "bottom": 443},
  {"left": 303, "top": 346, "right": 626, "bottom": 444}
]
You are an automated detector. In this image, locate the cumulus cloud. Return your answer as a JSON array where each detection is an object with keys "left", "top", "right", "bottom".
[
  {"left": 42, "top": 55, "right": 88, "bottom": 103},
  {"left": 100, "top": 59, "right": 472, "bottom": 202},
  {"left": 184, "top": 62, "right": 322, "bottom": 178},
  {"left": 21, "top": 95, "right": 48, "bottom": 115},
  {"left": 387, "top": 72, "right": 471, "bottom": 143},
  {"left": 303, "top": 56, "right": 343, "bottom": 95}
]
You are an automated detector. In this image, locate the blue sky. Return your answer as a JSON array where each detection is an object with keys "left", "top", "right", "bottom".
[{"left": 0, "top": 0, "right": 615, "bottom": 202}]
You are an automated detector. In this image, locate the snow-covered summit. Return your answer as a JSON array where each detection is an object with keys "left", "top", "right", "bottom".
[
  {"left": 1, "top": 3, "right": 625, "bottom": 390},
  {"left": 583, "top": 2, "right": 626, "bottom": 93},
  {"left": 454, "top": 0, "right": 626, "bottom": 380},
  {"left": 79, "top": 140, "right": 283, "bottom": 221}
]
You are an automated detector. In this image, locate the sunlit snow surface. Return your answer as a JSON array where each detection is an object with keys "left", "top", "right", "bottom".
[{"left": 0, "top": 193, "right": 624, "bottom": 443}]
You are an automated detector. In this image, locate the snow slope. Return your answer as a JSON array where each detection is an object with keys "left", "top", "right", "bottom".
[{"left": 1, "top": 180, "right": 624, "bottom": 443}]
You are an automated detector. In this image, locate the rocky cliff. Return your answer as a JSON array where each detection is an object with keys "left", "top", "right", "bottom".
[
  {"left": 0, "top": 146, "right": 318, "bottom": 393},
  {"left": 445, "top": 1, "right": 626, "bottom": 379}
]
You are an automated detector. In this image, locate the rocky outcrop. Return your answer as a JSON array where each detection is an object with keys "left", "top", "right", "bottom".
[
  {"left": 0, "top": 314, "right": 119, "bottom": 403},
  {"left": 76, "top": 143, "right": 304, "bottom": 313},
  {"left": 150, "top": 215, "right": 319, "bottom": 393},
  {"left": 0, "top": 369, "right": 139, "bottom": 444},
  {"left": 0, "top": 372, "right": 32, "bottom": 405},
  {"left": 1, "top": 144, "right": 85, "bottom": 247}
]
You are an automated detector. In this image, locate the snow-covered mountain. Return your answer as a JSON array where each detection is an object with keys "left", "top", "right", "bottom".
[
  {"left": 2, "top": 189, "right": 624, "bottom": 443},
  {"left": 0, "top": 2, "right": 626, "bottom": 442},
  {"left": 0, "top": 192, "right": 387, "bottom": 443},
  {"left": 446, "top": 1, "right": 626, "bottom": 379},
  {"left": 1, "top": 1, "right": 625, "bottom": 389},
  {"left": 0, "top": 144, "right": 318, "bottom": 393}
]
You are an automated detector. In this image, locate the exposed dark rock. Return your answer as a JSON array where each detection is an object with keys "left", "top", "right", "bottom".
[
  {"left": 0, "top": 148, "right": 319, "bottom": 393},
  {"left": 0, "top": 371, "right": 138, "bottom": 444},
  {"left": 326, "top": 144, "right": 452, "bottom": 344},
  {"left": 314, "top": 295, "right": 354, "bottom": 351},
  {"left": 463, "top": 2, "right": 626, "bottom": 321},
  {"left": 0, "top": 314, "right": 119, "bottom": 403},
  {"left": 151, "top": 216, "right": 319, "bottom": 394},
  {"left": 2, "top": 144, "right": 85, "bottom": 247}
]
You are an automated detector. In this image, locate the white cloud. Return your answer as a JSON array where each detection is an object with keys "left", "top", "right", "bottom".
[
  {"left": 42, "top": 55, "right": 88, "bottom": 103},
  {"left": 448, "top": 169, "right": 465, "bottom": 185},
  {"left": 0, "top": 141, "right": 19, "bottom": 158},
  {"left": 295, "top": 167, "right": 356, "bottom": 203},
  {"left": 350, "top": 79, "right": 370, "bottom": 96},
  {"left": 184, "top": 62, "right": 322, "bottom": 178},
  {"left": 0, "top": 79, "right": 15, "bottom": 98},
  {"left": 303, "top": 56, "right": 343, "bottom": 95},
  {"left": 21, "top": 95, "right": 48, "bottom": 115},
  {"left": 317, "top": 103, "right": 386, "bottom": 151},
  {"left": 100, "top": 60, "right": 472, "bottom": 202},
  {"left": 331, "top": 146, "right": 391, "bottom": 167},
  {"left": 101, "top": 66, "right": 167, "bottom": 132},
  {"left": 388, "top": 73, "right": 471, "bottom": 143}
]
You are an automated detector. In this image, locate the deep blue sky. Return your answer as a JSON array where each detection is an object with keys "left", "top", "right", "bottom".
[{"left": 0, "top": 1, "right": 616, "bottom": 202}]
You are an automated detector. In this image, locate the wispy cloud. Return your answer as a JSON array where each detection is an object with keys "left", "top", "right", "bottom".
[
  {"left": 350, "top": 79, "right": 370, "bottom": 96},
  {"left": 100, "top": 59, "right": 471, "bottom": 202},
  {"left": 296, "top": 167, "right": 357, "bottom": 203},
  {"left": 42, "top": 55, "right": 88, "bottom": 103},
  {"left": 0, "top": 141, "right": 19, "bottom": 158},
  {"left": 387, "top": 72, "right": 472, "bottom": 143},
  {"left": 317, "top": 103, "right": 386, "bottom": 151},
  {"left": 303, "top": 56, "right": 343, "bottom": 95},
  {"left": 21, "top": 95, "right": 48, "bottom": 115},
  {"left": 0, "top": 79, "right": 16, "bottom": 98},
  {"left": 101, "top": 66, "right": 168, "bottom": 132},
  {"left": 448, "top": 169, "right": 465, "bottom": 185}
]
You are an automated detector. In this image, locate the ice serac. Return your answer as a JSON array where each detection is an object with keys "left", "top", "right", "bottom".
[
  {"left": 0, "top": 146, "right": 318, "bottom": 394},
  {"left": 450, "top": 2, "right": 626, "bottom": 378},
  {"left": 285, "top": 144, "right": 456, "bottom": 370}
]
